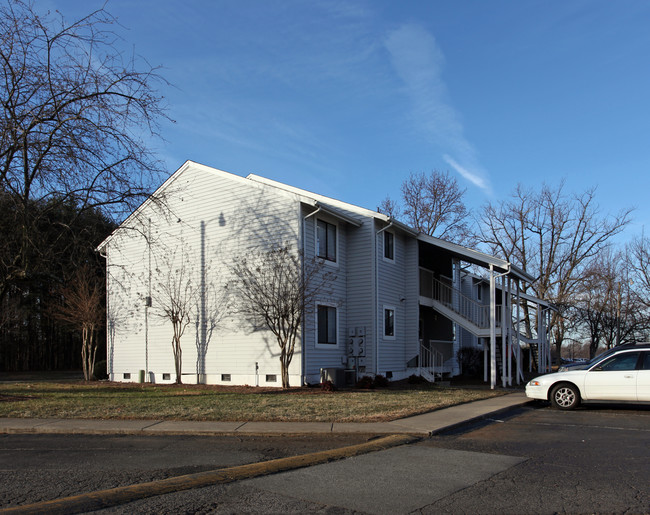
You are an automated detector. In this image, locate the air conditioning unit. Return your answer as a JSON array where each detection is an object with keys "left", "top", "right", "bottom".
[{"left": 320, "top": 367, "right": 344, "bottom": 386}]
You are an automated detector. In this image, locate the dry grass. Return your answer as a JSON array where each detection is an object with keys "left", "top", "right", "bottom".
[{"left": 0, "top": 381, "right": 506, "bottom": 423}]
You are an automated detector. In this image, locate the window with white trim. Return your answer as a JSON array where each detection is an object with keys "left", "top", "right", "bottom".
[
  {"left": 316, "top": 219, "right": 337, "bottom": 262},
  {"left": 317, "top": 304, "right": 337, "bottom": 345},
  {"left": 384, "top": 231, "right": 394, "bottom": 261},
  {"left": 384, "top": 306, "right": 395, "bottom": 339}
]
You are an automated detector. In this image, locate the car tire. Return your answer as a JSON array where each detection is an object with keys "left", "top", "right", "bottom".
[{"left": 550, "top": 383, "right": 580, "bottom": 410}]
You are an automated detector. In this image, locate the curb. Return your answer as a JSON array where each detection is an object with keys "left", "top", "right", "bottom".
[
  {"left": 428, "top": 399, "right": 534, "bottom": 436},
  {"left": 0, "top": 434, "right": 419, "bottom": 515}
]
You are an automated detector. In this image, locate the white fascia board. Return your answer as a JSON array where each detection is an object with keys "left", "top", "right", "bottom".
[
  {"left": 315, "top": 203, "right": 363, "bottom": 227},
  {"left": 374, "top": 217, "right": 418, "bottom": 237},
  {"left": 247, "top": 173, "right": 384, "bottom": 220},
  {"left": 515, "top": 291, "right": 557, "bottom": 310},
  {"left": 96, "top": 159, "right": 196, "bottom": 251}
]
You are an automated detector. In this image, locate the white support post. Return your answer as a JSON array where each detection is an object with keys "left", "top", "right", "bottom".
[
  {"left": 515, "top": 280, "right": 522, "bottom": 384},
  {"left": 490, "top": 264, "right": 496, "bottom": 389},
  {"left": 501, "top": 275, "right": 507, "bottom": 388},
  {"left": 536, "top": 304, "right": 546, "bottom": 373},
  {"left": 506, "top": 276, "right": 512, "bottom": 386},
  {"left": 544, "top": 308, "right": 552, "bottom": 372},
  {"left": 483, "top": 337, "right": 488, "bottom": 383}
]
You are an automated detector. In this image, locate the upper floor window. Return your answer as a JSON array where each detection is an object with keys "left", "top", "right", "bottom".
[
  {"left": 317, "top": 219, "right": 336, "bottom": 262},
  {"left": 384, "top": 231, "right": 394, "bottom": 261}
]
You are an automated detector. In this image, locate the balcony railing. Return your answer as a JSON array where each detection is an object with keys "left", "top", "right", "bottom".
[{"left": 419, "top": 268, "right": 501, "bottom": 329}]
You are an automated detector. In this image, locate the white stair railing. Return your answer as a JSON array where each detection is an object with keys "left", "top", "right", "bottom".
[{"left": 419, "top": 340, "right": 444, "bottom": 382}]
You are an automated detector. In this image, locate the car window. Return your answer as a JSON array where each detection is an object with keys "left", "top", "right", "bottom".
[
  {"left": 595, "top": 352, "right": 640, "bottom": 371},
  {"left": 642, "top": 352, "right": 650, "bottom": 370}
]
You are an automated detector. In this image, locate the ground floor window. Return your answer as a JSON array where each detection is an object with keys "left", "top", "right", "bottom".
[
  {"left": 317, "top": 304, "right": 337, "bottom": 345},
  {"left": 384, "top": 306, "right": 395, "bottom": 339}
]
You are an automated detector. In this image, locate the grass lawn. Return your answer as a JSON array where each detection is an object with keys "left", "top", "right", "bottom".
[{"left": 0, "top": 381, "right": 506, "bottom": 423}]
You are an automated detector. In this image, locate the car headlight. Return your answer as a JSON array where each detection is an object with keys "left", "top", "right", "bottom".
[{"left": 528, "top": 380, "right": 541, "bottom": 386}]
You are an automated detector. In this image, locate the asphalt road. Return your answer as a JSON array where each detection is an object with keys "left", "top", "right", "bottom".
[
  {"left": 0, "top": 433, "right": 371, "bottom": 510},
  {"left": 2, "top": 403, "right": 649, "bottom": 514}
]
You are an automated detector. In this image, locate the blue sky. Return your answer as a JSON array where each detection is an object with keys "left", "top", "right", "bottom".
[{"left": 50, "top": 0, "right": 650, "bottom": 236}]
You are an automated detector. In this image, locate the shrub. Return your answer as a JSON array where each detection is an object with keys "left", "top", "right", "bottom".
[
  {"left": 408, "top": 374, "right": 427, "bottom": 384},
  {"left": 355, "top": 375, "right": 374, "bottom": 389},
  {"left": 320, "top": 380, "right": 336, "bottom": 392},
  {"left": 373, "top": 374, "right": 389, "bottom": 387},
  {"left": 458, "top": 348, "right": 484, "bottom": 377},
  {"left": 93, "top": 360, "right": 108, "bottom": 380}
]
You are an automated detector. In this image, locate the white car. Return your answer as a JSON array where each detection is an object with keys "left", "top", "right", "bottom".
[{"left": 526, "top": 344, "right": 650, "bottom": 409}]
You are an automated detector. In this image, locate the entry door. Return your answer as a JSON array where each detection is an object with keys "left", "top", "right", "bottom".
[{"left": 583, "top": 352, "right": 640, "bottom": 401}]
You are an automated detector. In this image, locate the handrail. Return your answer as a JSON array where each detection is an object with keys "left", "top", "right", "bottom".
[
  {"left": 419, "top": 268, "right": 501, "bottom": 328},
  {"left": 419, "top": 339, "right": 444, "bottom": 381}
]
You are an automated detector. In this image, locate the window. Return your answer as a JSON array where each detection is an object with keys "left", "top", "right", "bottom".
[
  {"left": 642, "top": 352, "right": 650, "bottom": 370},
  {"left": 317, "top": 219, "right": 336, "bottom": 262},
  {"left": 317, "top": 304, "right": 337, "bottom": 344},
  {"left": 384, "top": 307, "right": 395, "bottom": 338},
  {"left": 384, "top": 231, "right": 394, "bottom": 260},
  {"left": 162, "top": 373, "right": 171, "bottom": 380},
  {"left": 596, "top": 352, "right": 640, "bottom": 371},
  {"left": 123, "top": 373, "right": 131, "bottom": 380},
  {"left": 266, "top": 374, "right": 277, "bottom": 383},
  {"left": 221, "top": 374, "right": 231, "bottom": 381}
]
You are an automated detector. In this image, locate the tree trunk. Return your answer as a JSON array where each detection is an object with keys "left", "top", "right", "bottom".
[{"left": 173, "top": 327, "right": 183, "bottom": 384}]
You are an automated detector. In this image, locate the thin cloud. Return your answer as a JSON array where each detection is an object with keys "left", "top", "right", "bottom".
[
  {"left": 443, "top": 155, "right": 491, "bottom": 193},
  {"left": 385, "top": 24, "right": 491, "bottom": 193}
]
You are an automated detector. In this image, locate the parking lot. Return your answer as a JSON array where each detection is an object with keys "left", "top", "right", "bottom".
[{"left": 1, "top": 403, "right": 649, "bottom": 513}]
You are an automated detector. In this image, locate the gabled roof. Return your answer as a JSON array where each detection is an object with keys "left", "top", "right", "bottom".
[{"left": 97, "top": 160, "right": 536, "bottom": 286}]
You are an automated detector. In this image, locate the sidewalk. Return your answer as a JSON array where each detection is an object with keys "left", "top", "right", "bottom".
[{"left": 0, "top": 391, "right": 530, "bottom": 437}]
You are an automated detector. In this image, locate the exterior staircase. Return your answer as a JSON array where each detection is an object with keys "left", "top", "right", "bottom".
[{"left": 419, "top": 270, "right": 501, "bottom": 338}]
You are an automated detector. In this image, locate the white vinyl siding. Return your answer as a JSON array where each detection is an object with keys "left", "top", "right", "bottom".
[
  {"left": 376, "top": 222, "right": 409, "bottom": 375},
  {"left": 105, "top": 163, "right": 303, "bottom": 386},
  {"left": 302, "top": 208, "right": 347, "bottom": 380}
]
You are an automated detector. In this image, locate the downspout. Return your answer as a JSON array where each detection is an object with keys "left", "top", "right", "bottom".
[
  {"left": 302, "top": 206, "right": 321, "bottom": 385},
  {"left": 375, "top": 221, "right": 395, "bottom": 376}
]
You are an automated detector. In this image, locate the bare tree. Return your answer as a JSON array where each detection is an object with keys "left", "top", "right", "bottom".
[
  {"left": 478, "top": 182, "right": 632, "bottom": 358},
  {"left": 150, "top": 248, "right": 197, "bottom": 384},
  {"left": 150, "top": 242, "right": 228, "bottom": 384},
  {"left": 49, "top": 265, "right": 104, "bottom": 380},
  {"left": 628, "top": 233, "right": 650, "bottom": 310},
  {"left": 0, "top": 0, "right": 169, "bottom": 305},
  {"left": 230, "top": 245, "right": 333, "bottom": 388},
  {"left": 377, "top": 196, "right": 401, "bottom": 219},
  {"left": 380, "top": 171, "right": 473, "bottom": 244}
]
